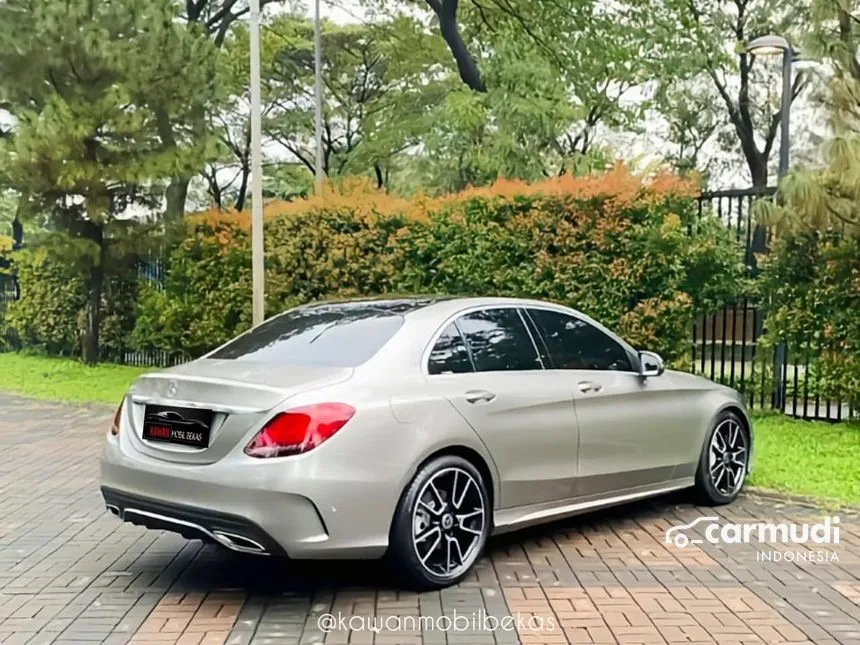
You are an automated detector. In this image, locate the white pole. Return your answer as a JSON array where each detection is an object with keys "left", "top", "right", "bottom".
[
  {"left": 314, "top": 0, "right": 325, "bottom": 194},
  {"left": 249, "top": 0, "right": 265, "bottom": 327}
]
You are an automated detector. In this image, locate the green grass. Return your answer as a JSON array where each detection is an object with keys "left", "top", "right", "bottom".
[
  {"left": 0, "top": 353, "right": 150, "bottom": 405},
  {"left": 749, "top": 413, "right": 860, "bottom": 507}
]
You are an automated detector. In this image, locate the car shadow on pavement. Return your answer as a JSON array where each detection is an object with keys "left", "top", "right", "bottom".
[{"left": 168, "top": 489, "right": 697, "bottom": 594}]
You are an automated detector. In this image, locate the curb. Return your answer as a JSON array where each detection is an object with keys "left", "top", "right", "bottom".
[{"left": 745, "top": 487, "right": 860, "bottom": 514}]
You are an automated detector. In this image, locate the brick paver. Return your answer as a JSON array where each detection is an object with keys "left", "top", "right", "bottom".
[{"left": 0, "top": 393, "right": 858, "bottom": 644}]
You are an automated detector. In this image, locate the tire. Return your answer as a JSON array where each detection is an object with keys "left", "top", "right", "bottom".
[
  {"left": 388, "top": 455, "right": 491, "bottom": 590},
  {"left": 694, "top": 411, "right": 750, "bottom": 506}
]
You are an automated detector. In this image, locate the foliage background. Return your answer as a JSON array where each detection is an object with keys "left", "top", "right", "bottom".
[
  {"left": 2, "top": 248, "right": 138, "bottom": 361},
  {"left": 128, "top": 168, "right": 747, "bottom": 363}
]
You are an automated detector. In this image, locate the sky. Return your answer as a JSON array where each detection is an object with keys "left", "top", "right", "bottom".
[{"left": 299, "top": 0, "right": 368, "bottom": 23}]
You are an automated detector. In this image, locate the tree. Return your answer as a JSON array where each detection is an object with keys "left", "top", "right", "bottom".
[
  {"left": 415, "top": 37, "right": 576, "bottom": 191},
  {"left": 464, "top": 0, "right": 675, "bottom": 164},
  {"left": 758, "top": 0, "right": 860, "bottom": 233},
  {"left": 158, "top": 0, "right": 286, "bottom": 220},
  {"left": 423, "top": 0, "right": 486, "bottom": 92},
  {"left": 653, "top": 83, "right": 722, "bottom": 178},
  {"left": 649, "top": 0, "right": 810, "bottom": 187},
  {"left": 199, "top": 17, "right": 283, "bottom": 210},
  {"left": 369, "top": 0, "right": 687, "bottom": 184},
  {"left": 0, "top": 0, "right": 218, "bottom": 363},
  {"left": 263, "top": 13, "right": 449, "bottom": 189}
]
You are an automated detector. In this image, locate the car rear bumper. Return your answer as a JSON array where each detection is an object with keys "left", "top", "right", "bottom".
[
  {"left": 100, "top": 435, "right": 392, "bottom": 559},
  {"left": 101, "top": 487, "right": 287, "bottom": 556}
]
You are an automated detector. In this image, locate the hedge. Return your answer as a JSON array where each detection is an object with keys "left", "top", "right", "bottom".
[
  {"left": 130, "top": 167, "right": 748, "bottom": 364},
  {"left": 760, "top": 231, "right": 860, "bottom": 409},
  {"left": 1, "top": 247, "right": 137, "bottom": 361}
]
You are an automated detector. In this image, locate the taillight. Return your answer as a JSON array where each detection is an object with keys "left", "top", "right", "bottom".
[
  {"left": 244, "top": 403, "right": 355, "bottom": 458},
  {"left": 110, "top": 399, "right": 124, "bottom": 436}
]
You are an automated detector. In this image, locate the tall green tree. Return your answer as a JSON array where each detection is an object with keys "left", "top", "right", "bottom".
[
  {"left": 759, "top": 0, "right": 860, "bottom": 233},
  {"left": 415, "top": 37, "right": 577, "bottom": 190},
  {"left": 0, "top": 0, "right": 217, "bottom": 362},
  {"left": 200, "top": 16, "right": 284, "bottom": 210},
  {"left": 464, "top": 0, "right": 676, "bottom": 165},
  {"left": 369, "top": 0, "right": 687, "bottom": 184},
  {"left": 649, "top": 0, "right": 809, "bottom": 187},
  {"left": 158, "top": 0, "right": 285, "bottom": 219},
  {"left": 264, "top": 14, "right": 449, "bottom": 189}
]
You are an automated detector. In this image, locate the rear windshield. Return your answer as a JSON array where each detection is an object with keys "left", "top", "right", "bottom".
[{"left": 209, "top": 305, "right": 405, "bottom": 366}]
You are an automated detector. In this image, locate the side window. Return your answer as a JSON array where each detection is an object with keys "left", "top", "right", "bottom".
[
  {"left": 528, "top": 309, "right": 633, "bottom": 372},
  {"left": 428, "top": 323, "right": 473, "bottom": 375},
  {"left": 456, "top": 308, "right": 542, "bottom": 372}
]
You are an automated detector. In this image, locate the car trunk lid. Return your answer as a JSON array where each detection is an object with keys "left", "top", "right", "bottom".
[{"left": 126, "top": 359, "right": 353, "bottom": 464}]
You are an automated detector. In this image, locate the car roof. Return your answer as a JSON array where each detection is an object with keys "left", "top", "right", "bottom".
[
  {"left": 299, "top": 295, "right": 573, "bottom": 317},
  {"left": 299, "top": 295, "right": 458, "bottom": 313}
]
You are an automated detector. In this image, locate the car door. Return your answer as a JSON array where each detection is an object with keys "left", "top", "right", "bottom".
[
  {"left": 424, "top": 307, "right": 581, "bottom": 508},
  {"left": 525, "top": 307, "right": 694, "bottom": 498}
]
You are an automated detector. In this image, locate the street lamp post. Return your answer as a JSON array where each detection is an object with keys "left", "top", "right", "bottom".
[
  {"left": 249, "top": 0, "right": 265, "bottom": 327},
  {"left": 746, "top": 34, "right": 795, "bottom": 413},
  {"left": 314, "top": 0, "right": 325, "bottom": 194},
  {"left": 746, "top": 35, "right": 794, "bottom": 177},
  {"left": 249, "top": 0, "right": 323, "bottom": 326}
]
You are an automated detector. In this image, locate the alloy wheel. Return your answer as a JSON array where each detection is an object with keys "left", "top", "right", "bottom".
[
  {"left": 708, "top": 418, "right": 747, "bottom": 496},
  {"left": 411, "top": 467, "right": 486, "bottom": 579}
]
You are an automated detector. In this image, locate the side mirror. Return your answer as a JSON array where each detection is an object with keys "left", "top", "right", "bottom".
[{"left": 639, "top": 351, "right": 665, "bottom": 377}]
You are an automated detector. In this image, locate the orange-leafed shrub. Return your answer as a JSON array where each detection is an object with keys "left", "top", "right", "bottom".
[{"left": 132, "top": 166, "right": 746, "bottom": 362}]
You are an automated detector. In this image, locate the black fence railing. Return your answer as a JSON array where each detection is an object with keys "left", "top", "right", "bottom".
[
  {"left": 693, "top": 188, "right": 854, "bottom": 422},
  {"left": 0, "top": 273, "right": 17, "bottom": 315},
  {"left": 0, "top": 188, "right": 855, "bottom": 421}
]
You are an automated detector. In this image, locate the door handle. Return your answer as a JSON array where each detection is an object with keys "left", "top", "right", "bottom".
[
  {"left": 577, "top": 381, "right": 603, "bottom": 393},
  {"left": 465, "top": 390, "right": 496, "bottom": 404}
]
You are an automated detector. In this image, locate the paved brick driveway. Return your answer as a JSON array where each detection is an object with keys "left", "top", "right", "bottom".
[{"left": 0, "top": 393, "right": 858, "bottom": 645}]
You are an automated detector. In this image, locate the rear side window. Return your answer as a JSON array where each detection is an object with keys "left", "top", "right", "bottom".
[
  {"left": 456, "top": 308, "right": 542, "bottom": 372},
  {"left": 209, "top": 305, "right": 404, "bottom": 367},
  {"left": 428, "top": 323, "right": 474, "bottom": 375}
]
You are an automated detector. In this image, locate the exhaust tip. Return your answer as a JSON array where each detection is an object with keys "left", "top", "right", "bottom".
[
  {"left": 106, "top": 504, "right": 121, "bottom": 517},
  {"left": 212, "top": 531, "right": 268, "bottom": 555}
]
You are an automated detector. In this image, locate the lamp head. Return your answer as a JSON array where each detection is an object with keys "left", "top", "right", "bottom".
[{"left": 746, "top": 35, "right": 791, "bottom": 56}]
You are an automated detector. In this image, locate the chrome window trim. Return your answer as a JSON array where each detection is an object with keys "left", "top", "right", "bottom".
[{"left": 422, "top": 301, "right": 641, "bottom": 376}]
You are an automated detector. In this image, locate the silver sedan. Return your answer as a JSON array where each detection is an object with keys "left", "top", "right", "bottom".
[{"left": 100, "top": 296, "right": 752, "bottom": 589}]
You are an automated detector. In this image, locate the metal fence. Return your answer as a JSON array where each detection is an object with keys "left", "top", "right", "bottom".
[
  {"left": 0, "top": 273, "right": 17, "bottom": 316},
  {"left": 120, "top": 254, "right": 189, "bottom": 368},
  {"left": 693, "top": 188, "right": 854, "bottom": 422},
  {"left": 0, "top": 188, "right": 854, "bottom": 421}
]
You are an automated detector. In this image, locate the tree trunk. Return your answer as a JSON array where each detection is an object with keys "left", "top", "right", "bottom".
[
  {"left": 748, "top": 157, "right": 768, "bottom": 188},
  {"left": 747, "top": 153, "right": 769, "bottom": 271},
  {"left": 156, "top": 106, "right": 190, "bottom": 222},
  {"left": 210, "top": 177, "right": 223, "bottom": 210},
  {"left": 433, "top": 0, "right": 486, "bottom": 92},
  {"left": 164, "top": 177, "right": 190, "bottom": 222},
  {"left": 81, "top": 242, "right": 105, "bottom": 365},
  {"left": 234, "top": 164, "right": 250, "bottom": 211}
]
